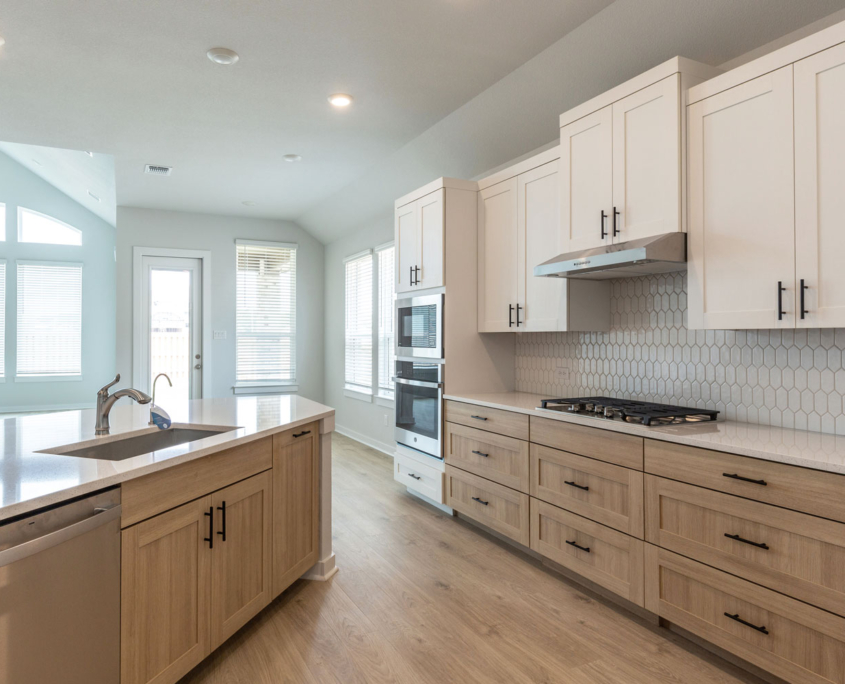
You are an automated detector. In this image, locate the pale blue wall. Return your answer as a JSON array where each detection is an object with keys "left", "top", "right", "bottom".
[{"left": 0, "top": 151, "right": 116, "bottom": 411}]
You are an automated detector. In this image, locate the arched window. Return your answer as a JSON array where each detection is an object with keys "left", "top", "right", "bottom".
[{"left": 18, "top": 207, "right": 82, "bottom": 245}]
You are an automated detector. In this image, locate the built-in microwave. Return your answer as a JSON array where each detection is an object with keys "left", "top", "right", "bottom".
[
  {"left": 394, "top": 360, "right": 443, "bottom": 459},
  {"left": 395, "top": 293, "right": 443, "bottom": 360}
]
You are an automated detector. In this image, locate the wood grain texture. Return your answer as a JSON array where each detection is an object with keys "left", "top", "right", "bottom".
[
  {"left": 394, "top": 450, "right": 445, "bottom": 503},
  {"left": 530, "top": 497, "right": 645, "bottom": 607},
  {"left": 645, "top": 474, "right": 845, "bottom": 618},
  {"left": 650, "top": 547, "right": 845, "bottom": 684},
  {"left": 272, "top": 424, "right": 320, "bottom": 597},
  {"left": 530, "top": 416, "right": 644, "bottom": 470},
  {"left": 531, "top": 442, "right": 644, "bottom": 538},
  {"left": 122, "top": 437, "right": 273, "bottom": 528},
  {"left": 445, "top": 400, "right": 529, "bottom": 440},
  {"left": 644, "top": 439, "right": 845, "bottom": 523},
  {"left": 445, "top": 465, "right": 530, "bottom": 546},
  {"left": 446, "top": 421, "right": 530, "bottom": 492},
  {"left": 180, "top": 433, "right": 761, "bottom": 684}
]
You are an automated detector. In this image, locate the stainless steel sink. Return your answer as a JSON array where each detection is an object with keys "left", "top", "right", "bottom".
[{"left": 41, "top": 427, "right": 238, "bottom": 461}]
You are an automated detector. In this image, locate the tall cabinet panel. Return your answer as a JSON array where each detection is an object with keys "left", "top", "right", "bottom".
[
  {"left": 795, "top": 43, "right": 845, "bottom": 328},
  {"left": 687, "top": 66, "right": 795, "bottom": 330},
  {"left": 612, "top": 75, "right": 680, "bottom": 243},
  {"left": 417, "top": 189, "right": 445, "bottom": 290},
  {"left": 478, "top": 178, "right": 519, "bottom": 332},
  {"left": 395, "top": 202, "right": 417, "bottom": 294}
]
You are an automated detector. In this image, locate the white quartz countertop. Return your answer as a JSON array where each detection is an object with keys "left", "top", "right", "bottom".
[
  {"left": 444, "top": 392, "right": 845, "bottom": 476},
  {"left": 0, "top": 395, "right": 334, "bottom": 521}
]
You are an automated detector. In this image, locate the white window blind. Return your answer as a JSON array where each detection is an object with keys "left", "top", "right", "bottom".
[
  {"left": 344, "top": 251, "right": 373, "bottom": 394},
  {"left": 377, "top": 244, "right": 395, "bottom": 400},
  {"left": 0, "top": 261, "right": 5, "bottom": 378},
  {"left": 236, "top": 241, "right": 297, "bottom": 386},
  {"left": 18, "top": 208, "right": 82, "bottom": 245},
  {"left": 17, "top": 261, "right": 82, "bottom": 377}
]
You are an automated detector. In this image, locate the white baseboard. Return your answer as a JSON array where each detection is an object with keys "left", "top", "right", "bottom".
[
  {"left": 302, "top": 553, "right": 338, "bottom": 582},
  {"left": 335, "top": 424, "right": 395, "bottom": 458}
]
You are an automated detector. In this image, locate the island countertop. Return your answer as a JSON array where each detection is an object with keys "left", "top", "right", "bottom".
[{"left": 0, "top": 395, "right": 334, "bottom": 522}]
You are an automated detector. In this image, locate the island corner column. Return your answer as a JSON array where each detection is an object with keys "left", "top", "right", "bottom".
[{"left": 303, "top": 413, "right": 337, "bottom": 581}]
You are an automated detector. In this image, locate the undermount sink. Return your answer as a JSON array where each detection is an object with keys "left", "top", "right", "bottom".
[{"left": 41, "top": 427, "right": 238, "bottom": 461}]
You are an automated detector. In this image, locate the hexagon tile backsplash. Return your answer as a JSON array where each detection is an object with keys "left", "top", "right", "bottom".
[{"left": 515, "top": 273, "right": 845, "bottom": 435}]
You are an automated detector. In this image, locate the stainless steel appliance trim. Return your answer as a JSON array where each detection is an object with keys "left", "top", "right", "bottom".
[
  {"left": 0, "top": 503, "right": 122, "bottom": 568},
  {"left": 392, "top": 376, "right": 443, "bottom": 389},
  {"left": 395, "top": 292, "right": 444, "bottom": 360}
]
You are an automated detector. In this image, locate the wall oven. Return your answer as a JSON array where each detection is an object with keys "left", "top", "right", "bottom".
[
  {"left": 394, "top": 360, "right": 443, "bottom": 459},
  {"left": 395, "top": 293, "right": 444, "bottom": 360}
]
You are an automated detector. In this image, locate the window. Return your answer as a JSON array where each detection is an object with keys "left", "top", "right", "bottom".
[
  {"left": 376, "top": 244, "right": 395, "bottom": 400},
  {"left": 0, "top": 204, "right": 5, "bottom": 241},
  {"left": 0, "top": 261, "right": 5, "bottom": 379},
  {"left": 344, "top": 250, "right": 373, "bottom": 396},
  {"left": 18, "top": 208, "right": 82, "bottom": 245},
  {"left": 17, "top": 261, "right": 83, "bottom": 378},
  {"left": 235, "top": 241, "right": 297, "bottom": 388}
]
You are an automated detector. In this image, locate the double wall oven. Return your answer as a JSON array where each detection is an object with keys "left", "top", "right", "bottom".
[{"left": 394, "top": 293, "right": 444, "bottom": 459}]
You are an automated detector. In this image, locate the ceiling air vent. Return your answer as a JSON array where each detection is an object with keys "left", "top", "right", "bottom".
[{"left": 144, "top": 164, "right": 172, "bottom": 176}]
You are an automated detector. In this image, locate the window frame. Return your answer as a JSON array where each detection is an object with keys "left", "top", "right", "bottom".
[
  {"left": 375, "top": 241, "right": 395, "bottom": 405},
  {"left": 343, "top": 249, "right": 375, "bottom": 401},
  {"left": 0, "top": 260, "right": 5, "bottom": 381},
  {"left": 17, "top": 207, "right": 83, "bottom": 246}
]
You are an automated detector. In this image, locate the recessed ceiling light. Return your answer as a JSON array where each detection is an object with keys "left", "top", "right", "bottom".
[
  {"left": 0, "top": 38, "right": 6, "bottom": 48},
  {"left": 88, "top": 190, "right": 101, "bottom": 202},
  {"left": 328, "top": 93, "right": 353, "bottom": 108},
  {"left": 242, "top": 200, "right": 256, "bottom": 206},
  {"left": 207, "top": 47, "right": 239, "bottom": 65},
  {"left": 284, "top": 154, "right": 302, "bottom": 163}
]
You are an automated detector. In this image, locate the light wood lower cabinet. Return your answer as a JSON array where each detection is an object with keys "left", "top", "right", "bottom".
[
  {"left": 272, "top": 423, "right": 321, "bottom": 597},
  {"left": 530, "top": 497, "right": 644, "bottom": 606},
  {"left": 445, "top": 421, "right": 529, "bottom": 492},
  {"left": 445, "top": 400, "right": 530, "bottom": 440},
  {"left": 530, "top": 416, "right": 644, "bottom": 470},
  {"left": 646, "top": 546, "right": 845, "bottom": 684},
  {"left": 121, "top": 496, "right": 212, "bottom": 684}
]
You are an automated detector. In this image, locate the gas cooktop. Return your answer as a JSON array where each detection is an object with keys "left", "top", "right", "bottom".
[{"left": 537, "top": 397, "right": 719, "bottom": 426}]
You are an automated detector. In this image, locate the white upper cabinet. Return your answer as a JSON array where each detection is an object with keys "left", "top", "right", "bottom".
[
  {"left": 687, "top": 67, "right": 796, "bottom": 330},
  {"left": 394, "top": 188, "right": 444, "bottom": 294},
  {"left": 794, "top": 42, "right": 845, "bottom": 328},
  {"left": 612, "top": 76, "right": 680, "bottom": 243},
  {"left": 395, "top": 201, "right": 418, "bottom": 294},
  {"left": 478, "top": 178, "right": 519, "bottom": 332}
]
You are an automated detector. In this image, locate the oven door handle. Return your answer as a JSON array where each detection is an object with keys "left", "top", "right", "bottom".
[{"left": 392, "top": 377, "right": 443, "bottom": 389}]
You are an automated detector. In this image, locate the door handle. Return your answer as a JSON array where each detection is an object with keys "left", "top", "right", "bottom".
[
  {"left": 724, "top": 613, "right": 769, "bottom": 635},
  {"left": 204, "top": 506, "right": 214, "bottom": 549},
  {"left": 414, "top": 266, "right": 420, "bottom": 285},
  {"left": 471, "top": 450, "right": 489, "bottom": 458},
  {"left": 471, "top": 496, "right": 489, "bottom": 506},
  {"left": 410, "top": 266, "right": 414, "bottom": 286},
  {"left": 723, "top": 473, "right": 767, "bottom": 486},
  {"left": 564, "top": 480, "right": 590, "bottom": 491},
  {"left": 612, "top": 207, "right": 620, "bottom": 237},
  {"left": 515, "top": 304, "right": 522, "bottom": 327},
  {"left": 217, "top": 501, "right": 227, "bottom": 542},
  {"left": 293, "top": 430, "right": 311, "bottom": 438},
  {"left": 777, "top": 281, "right": 786, "bottom": 321},
  {"left": 509, "top": 304, "right": 514, "bottom": 328},
  {"left": 566, "top": 540, "right": 590, "bottom": 553},
  {"left": 600, "top": 210, "right": 607, "bottom": 239},
  {"left": 724, "top": 533, "right": 768, "bottom": 550},
  {"left": 800, "top": 279, "right": 809, "bottom": 320}
]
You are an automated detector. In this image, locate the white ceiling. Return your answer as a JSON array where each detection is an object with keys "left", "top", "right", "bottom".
[{"left": 0, "top": 0, "right": 614, "bottom": 230}]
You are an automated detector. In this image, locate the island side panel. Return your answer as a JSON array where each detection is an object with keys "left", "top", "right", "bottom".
[{"left": 303, "top": 415, "right": 337, "bottom": 581}]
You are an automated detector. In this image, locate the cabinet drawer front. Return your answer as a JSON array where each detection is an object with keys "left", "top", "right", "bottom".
[
  {"left": 531, "top": 498, "right": 644, "bottom": 606},
  {"left": 446, "top": 422, "right": 529, "bottom": 492},
  {"left": 647, "top": 547, "right": 845, "bottom": 684},
  {"left": 446, "top": 466, "right": 529, "bottom": 545},
  {"left": 531, "top": 444, "right": 644, "bottom": 537},
  {"left": 395, "top": 453, "right": 444, "bottom": 504},
  {"left": 645, "top": 475, "right": 845, "bottom": 617},
  {"left": 445, "top": 401, "right": 529, "bottom": 440},
  {"left": 274, "top": 421, "right": 320, "bottom": 449},
  {"left": 531, "top": 416, "right": 643, "bottom": 470},
  {"left": 122, "top": 437, "right": 273, "bottom": 528},
  {"left": 645, "top": 439, "right": 845, "bottom": 523}
]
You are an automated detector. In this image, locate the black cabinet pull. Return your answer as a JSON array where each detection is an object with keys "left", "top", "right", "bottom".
[
  {"left": 408, "top": 473, "right": 421, "bottom": 480},
  {"left": 217, "top": 501, "right": 227, "bottom": 542},
  {"left": 471, "top": 450, "right": 489, "bottom": 458},
  {"left": 409, "top": 266, "right": 414, "bottom": 287},
  {"left": 801, "top": 279, "right": 809, "bottom": 320},
  {"left": 515, "top": 304, "right": 522, "bottom": 327},
  {"left": 612, "top": 207, "right": 620, "bottom": 237},
  {"left": 471, "top": 496, "right": 489, "bottom": 506},
  {"left": 293, "top": 430, "right": 311, "bottom": 438},
  {"left": 566, "top": 540, "right": 591, "bottom": 553},
  {"left": 414, "top": 266, "right": 420, "bottom": 285},
  {"left": 724, "top": 613, "right": 769, "bottom": 635},
  {"left": 723, "top": 473, "right": 767, "bottom": 486},
  {"left": 777, "top": 281, "right": 786, "bottom": 321},
  {"left": 724, "top": 533, "right": 768, "bottom": 550},
  {"left": 470, "top": 415, "right": 488, "bottom": 421},
  {"left": 508, "top": 304, "right": 514, "bottom": 328},
  {"left": 600, "top": 210, "right": 608, "bottom": 239},
  {"left": 564, "top": 480, "right": 590, "bottom": 492},
  {"left": 204, "top": 506, "right": 214, "bottom": 549}
]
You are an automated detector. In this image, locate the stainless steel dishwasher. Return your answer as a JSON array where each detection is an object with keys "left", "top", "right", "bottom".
[{"left": 0, "top": 487, "right": 121, "bottom": 684}]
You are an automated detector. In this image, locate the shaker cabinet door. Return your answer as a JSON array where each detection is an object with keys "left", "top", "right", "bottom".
[
  {"left": 395, "top": 201, "right": 418, "bottom": 294},
  {"left": 417, "top": 189, "right": 445, "bottom": 290},
  {"left": 478, "top": 177, "right": 518, "bottom": 332}
]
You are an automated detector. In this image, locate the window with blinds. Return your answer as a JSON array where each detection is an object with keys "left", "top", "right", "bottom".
[
  {"left": 17, "top": 261, "right": 83, "bottom": 377},
  {"left": 376, "top": 244, "right": 395, "bottom": 400},
  {"left": 0, "top": 261, "right": 5, "bottom": 378},
  {"left": 344, "top": 250, "right": 373, "bottom": 395},
  {"left": 235, "top": 241, "right": 297, "bottom": 386}
]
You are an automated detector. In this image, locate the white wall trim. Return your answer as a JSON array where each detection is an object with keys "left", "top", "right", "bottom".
[
  {"left": 335, "top": 423, "right": 396, "bottom": 458},
  {"left": 132, "top": 246, "right": 213, "bottom": 395}
]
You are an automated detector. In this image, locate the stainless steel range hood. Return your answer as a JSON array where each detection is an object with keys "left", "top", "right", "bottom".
[{"left": 533, "top": 233, "right": 687, "bottom": 280}]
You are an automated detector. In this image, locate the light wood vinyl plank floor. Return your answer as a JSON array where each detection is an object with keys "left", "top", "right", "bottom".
[{"left": 180, "top": 433, "right": 762, "bottom": 684}]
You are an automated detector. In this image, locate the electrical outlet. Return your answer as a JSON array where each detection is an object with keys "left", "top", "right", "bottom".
[
  {"left": 383, "top": 414, "right": 389, "bottom": 426},
  {"left": 556, "top": 367, "right": 569, "bottom": 382},
  {"left": 213, "top": 330, "right": 227, "bottom": 340}
]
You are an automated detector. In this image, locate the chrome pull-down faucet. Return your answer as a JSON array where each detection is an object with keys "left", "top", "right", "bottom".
[{"left": 95, "top": 374, "right": 152, "bottom": 435}]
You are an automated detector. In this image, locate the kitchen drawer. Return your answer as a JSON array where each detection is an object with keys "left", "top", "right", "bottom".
[
  {"left": 273, "top": 421, "right": 320, "bottom": 449},
  {"left": 445, "top": 422, "right": 529, "bottom": 492},
  {"left": 645, "top": 439, "right": 845, "bottom": 524},
  {"left": 531, "top": 498, "right": 644, "bottom": 606},
  {"left": 530, "top": 416, "right": 643, "bottom": 470},
  {"left": 445, "top": 400, "right": 529, "bottom": 441},
  {"left": 446, "top": 465, "right": 529, "bottom": 545},
  {"left": 646, "top": 546, "right": 845, "bottom": 684},
  {"left": 395, "top": 452, "right": 445, "bottom": 504},
  {"left": 531, "top": 443, "right": 644, "bottom": 538},
  {"left": 645, "top": 475, "right": 845, "bottom": 617}
]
